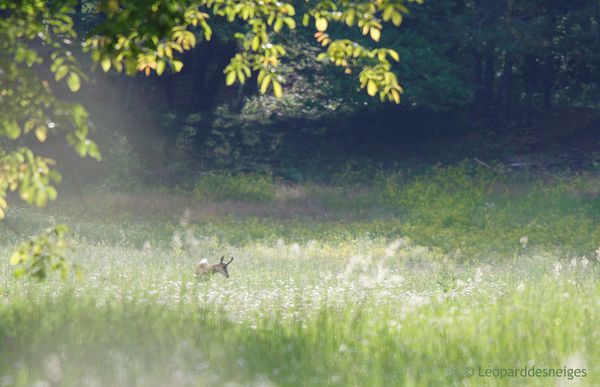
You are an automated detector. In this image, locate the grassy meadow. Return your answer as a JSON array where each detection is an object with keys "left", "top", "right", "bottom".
[{"left": 1, "top": 163, "right": 600, "bottom": 386}]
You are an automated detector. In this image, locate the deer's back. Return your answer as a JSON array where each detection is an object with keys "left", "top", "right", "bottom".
[{"left": 195, "top": 259, "right": 210, "bottom": 276}]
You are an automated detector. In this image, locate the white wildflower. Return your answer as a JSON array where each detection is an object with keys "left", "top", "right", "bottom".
[
  {"left": 553, "top": 262, "right": 562, "bottom": 276},
  {"left": 519, "top": 236, "right": 528, "bottom": 248},
  {"left": 474, "top": 267, "right": 484, "bottom": 283},
  {"left": 142, "top": 241, "right": 152, "bottom": 251},
  {"left": 385, "top": 239, "right": 404, "bottom": 257},
  {"left": 581, "top": 256, "right": 589, "bottom": 268}
]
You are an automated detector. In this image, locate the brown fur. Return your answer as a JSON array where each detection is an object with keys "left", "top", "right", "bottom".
[{"left": 195, "top": 256, "right": 234, "bottom": 279}]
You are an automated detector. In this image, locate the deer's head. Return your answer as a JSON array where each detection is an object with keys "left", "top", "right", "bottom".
[{"left": 214, "top": 256, "right": 234, "bottom": 278}]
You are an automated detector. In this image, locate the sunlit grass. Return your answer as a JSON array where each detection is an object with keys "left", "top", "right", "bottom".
[
  {"left": 1, "top": 163, "right": 600, "bottom": 385},
  {"left": 1, "top": 235, "right": 599, "bottom": 386}
]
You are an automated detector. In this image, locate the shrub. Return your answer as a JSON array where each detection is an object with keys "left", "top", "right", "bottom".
[
  {"left": 375, "top": 161, "right": 496, "bottom": 213},
  {"left": 330, "top": 161, "right": 381, "bottom": 187},
  {"left": 195, "top": 171, "right": 276, "bottom": 203}
]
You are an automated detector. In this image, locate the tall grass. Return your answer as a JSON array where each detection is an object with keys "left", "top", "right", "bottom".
[
  {"left": 1, "top": 162, "right": 599, "bottom": 385},
  {"left": 0, "top": 240, "right": 598, "bottom": 386},
  {"left": 195, "top": 171, "right": 276, "bottom": 203}
]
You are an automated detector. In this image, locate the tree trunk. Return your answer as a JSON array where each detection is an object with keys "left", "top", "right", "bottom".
[
  {"left": 522, "top": 56, "right": 538, "bottom": 125},
  {"left": 74, "top": 0, "right": 83, "bottom": 37},
  {"left": 482, "top": 43, "right": 496, "bottom": 108},
  {"left": 541, "top": 59, "right": 553, "bottom": 109},
  {"left": 499, "top": 52, "right": 513, "bottom": 123}
]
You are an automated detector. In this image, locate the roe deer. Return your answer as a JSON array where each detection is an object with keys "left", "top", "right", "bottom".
[{"left": 195, "top": 256, "right": 234, "bottom": 279}]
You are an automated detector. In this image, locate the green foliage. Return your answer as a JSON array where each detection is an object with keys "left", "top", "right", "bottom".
[
  {"left": 393, "top": 31, "right": 474, "bottom": 111},
  {"left": 0, "top": 1, "right": 100, "bottom": 212},
  {"left": 195, "top": 171, "right": 276, "bottom": 203},
  {"left": 330, "top": 161, "right": 384, "bottom": 186},
  {"left": 9, "top": 225, "right": 75, "bottom": 281},
  {"left": 390, "top": 162, "right": 496, "bottom": 226},
  {"left": 0, "top": 0, "right": 104, "bottom": 277},
  {"left": 86, "top": 0, "right": 418, "bottom": 102},
  {"left": 428, "top": 0, "right": 600, "bottom": 110},
  {"left": 0, "top": 148, "right": 62, "bottom": 218},
  {"left": 179, "top": 107, "right": 314, "bottom": 174},
  {"left": 364, "top": 163, "right": 600, "bottom": 257}
]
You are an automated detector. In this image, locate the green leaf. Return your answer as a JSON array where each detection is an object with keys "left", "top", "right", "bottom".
[
  {"left": 125, "top": 57, "right": 138, "bottom": 75},
  {"left": 367, "top": 80, "right": 377, "bottom": 96},
  {"left": 273, "top": 80, "right": 283, "bottom": 98},
  {"left": 35, "top": 190, "right": 48, "bottom": 207},
  {"left": 35, "top": 126, "right": 48, "bottom": 142},
  {"left": 260, "top": 74, "right": 272, "bottom": 94},
  {"left": 370, "top": 28, "right": 381, "bottom": 42},
  {"left": 202, "top": 23, "right": 212, "bottom": 41},
  {"left": 87, "top": 142, "right": 102, "bottom": 161},
  {"left": 55, "top": 65, "right": 69, "bottom": 81},
  {"left": 274, "top": 18, "right": 283, "bottom": 32},
  {"left": 101, "top": 57, "right": 111, "bottom": 72},
  {"left": 172, "top": 60, "right": 184, "bottom": 72},
  {"left": 383, "top": 6, "right": 394, "bottom": 21},
  {"left": 225, "top": 71, "right": 236, "bottom": 86},
  {"left": 20, "top": 186, "right": 34, "bottom": 203},
  {"left": 236, "top": 70, "right": 246, "bottom": 84},
  {"left": 91, "top": 50, "right": 101, "bottom": 62},
  {"left": 3, "top": 120, "right": 21, "bottom": 139},
  {"left": 391, "top": 89, "right": 400, "bottom": 103},
  {"left": 316, "top": 18, "right": 328, "bottom": 32},
  {"left": 345, "top": 12, "right": 355, "bottom": 26},
  {"left": 302, "top": 14, "right": 310, "bottom": 26},
  {"left": 251, "top": 35, "right": 260, "bottom": 51},
  {"left": 242, "top": 65, "right": 251, "bottom": 77},
  {"left": 156, "top": 60, "right": 166, "bottom": 75},
  {"left": 283, "top": 17, "right": 296, "bottom": 29},
  {"left": 112, "top": 59, "right": 123, "bottom": 73},
  {"left": 74, "top": 141, "right": 88, "bottom": 157},
  {"left": 67, "top": 72, "right": 81, "bottom": 92}
]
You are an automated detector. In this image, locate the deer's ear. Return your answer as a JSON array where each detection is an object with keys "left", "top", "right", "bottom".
[{"left": 220, "top": 256, "right": 225, "bottom": 263}]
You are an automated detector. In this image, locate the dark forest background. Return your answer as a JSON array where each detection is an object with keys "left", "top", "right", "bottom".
[{"left": 50, "top": 0, "right": 600, "bottom": 190}]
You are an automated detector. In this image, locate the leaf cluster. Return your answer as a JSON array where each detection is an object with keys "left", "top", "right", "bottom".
[
  {"left": 9, "top": 224, "right": 76, "bottom": 280},
  {"left": 87, "top": 0, "right": 420, "bottom": 102}
]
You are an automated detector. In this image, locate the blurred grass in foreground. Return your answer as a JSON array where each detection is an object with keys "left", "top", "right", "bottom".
[{"left": 1, "top": 162, "right": 599, "bottom": 385}]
